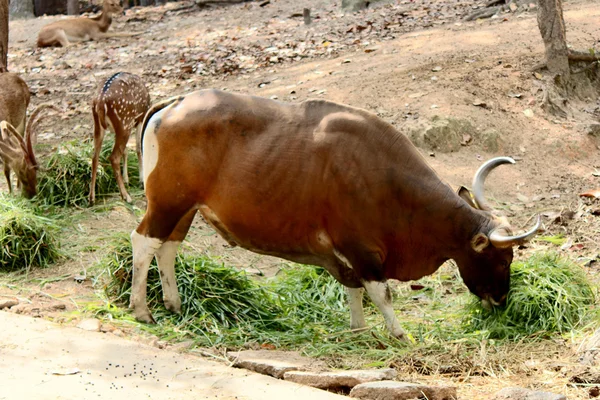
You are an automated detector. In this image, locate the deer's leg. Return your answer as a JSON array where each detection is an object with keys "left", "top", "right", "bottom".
[
  {"left": 156, "top": 209, "right": 197, "bottom": 314},
  {"left": 47, "top": 29, "right": 71, "bottom": 47},
  {"left": 130, "top": 203, "right": 194, "bottom": 323},
  {"left": 122, "top": 145, "right": 129, "bottom": 186},
  {"left": 109, "top": 118, "right": 132, "bottom": 203},
  {"left": 89, "top": 109, "right": 105, "bottom": 206}
]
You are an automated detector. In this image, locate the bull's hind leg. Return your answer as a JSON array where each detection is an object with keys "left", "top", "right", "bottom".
[
  {"left": 130, "top": 205, "right": 195, "bottom": 323},
  {"left": 155, "top": 209, "right": 197, "bottom": 314}
]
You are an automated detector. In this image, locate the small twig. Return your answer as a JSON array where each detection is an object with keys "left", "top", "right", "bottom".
[{"left": 568, "top": 50, "right": 600, "bottom": 62}]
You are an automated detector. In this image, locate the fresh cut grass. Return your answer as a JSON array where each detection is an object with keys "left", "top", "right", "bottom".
[
  {"left": 0, "top": 194, "right": 60, "bottom": 272},
  {"left": 36, "top": 138, "right": 140, "bottom": 207}
]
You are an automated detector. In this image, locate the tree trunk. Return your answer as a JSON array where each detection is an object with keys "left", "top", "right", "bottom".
[
  {"left": 537, "top": 0, "right": 570, "bottom": 81},
  {"left": 0, "top": 0, "right": 8, "bottom": 73},
  {"left": 9, "top": 0, "right": 34, "bottom": 19},
  {"left": 67, "top": 0, "right": 78, "bottom": 15}
]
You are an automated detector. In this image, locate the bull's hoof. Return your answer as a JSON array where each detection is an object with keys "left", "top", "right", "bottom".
[
  {"left": 164, "top": 298, "right": 182, "bottom": 314},
  {"left": 133, "top": 308, "right": 156, "bottom": 324}
]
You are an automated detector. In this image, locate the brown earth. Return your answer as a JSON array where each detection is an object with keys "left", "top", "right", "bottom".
[{"left": 1, "top": 0, "right": 600, "bottom": 399}]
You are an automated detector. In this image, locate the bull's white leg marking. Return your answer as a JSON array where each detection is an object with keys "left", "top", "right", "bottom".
[
  {"left": 362, "top": 280, "right": 406, "bottom": 340},
  {"left": 142, "top": 107, "right": 168, "bottom": 187},
  {"left": 346, "top": 287, "right": 367, "bottom": 331},
  {"left": 130, "top": 230, "right": 162, "bottom": 323},
  {"left": 155, "top": 240, "right": 182, "bottom": 314}
]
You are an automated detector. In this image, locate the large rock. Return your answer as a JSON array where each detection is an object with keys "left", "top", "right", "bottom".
[
  {"left": 350, "top": 380, "right": 457, "bottom": 400},
  {"left": 0, "top": 298, "right": 19, "bottom": 310},
  {"left": 490, "top": 387, "right": 566, "bottom": 400},
  {"left": 284, "top": 369, "right": 396, "bottom": 390},
  {"left": 409, "top": 117, "right": 477, "bottom": 153},
  {"left": 230, "top": 350, "right": 324, "bottom": 379}
]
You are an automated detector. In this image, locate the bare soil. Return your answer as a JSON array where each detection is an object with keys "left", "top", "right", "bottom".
[{"left": 2, "top": 0, "right": 600, "bottom": 398}]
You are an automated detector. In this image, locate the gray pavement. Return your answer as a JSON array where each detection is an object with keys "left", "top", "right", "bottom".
[{"left": 0, "top": 312, "right": 347, "bottom": 400}]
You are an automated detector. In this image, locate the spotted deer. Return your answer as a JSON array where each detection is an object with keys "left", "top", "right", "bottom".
[
  {"left": 89, "top": 72, "right": 151, "bottom": 205},
  {"left": 37, "top": 0, "right": 139, "bottom": 48},
  {"left": 128, "top": 90, "right": 541, "bottom": 339},
  {"left": 0, "top": 73, "right": 58, "bottom": 198}
]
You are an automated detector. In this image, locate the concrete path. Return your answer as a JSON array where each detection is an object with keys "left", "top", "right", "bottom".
[{"left": 0, "top": 312, "right": 347, "bottom": 400}]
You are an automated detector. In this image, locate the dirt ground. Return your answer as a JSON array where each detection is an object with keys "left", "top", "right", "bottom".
[{"left": 2, "top": 0, "right": 600, "bottom": 398}]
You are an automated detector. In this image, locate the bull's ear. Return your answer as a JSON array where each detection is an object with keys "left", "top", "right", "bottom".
[
  {"left": 471, "top": 232, "right": 490, "bottom": 253},
  {"left": 458, "top": 186, "right": 479, "bottom": 209}
]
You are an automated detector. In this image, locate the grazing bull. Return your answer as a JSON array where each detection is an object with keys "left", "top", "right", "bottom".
[{"left": 129, "top": 90, "right": 540, "bottom": 340}]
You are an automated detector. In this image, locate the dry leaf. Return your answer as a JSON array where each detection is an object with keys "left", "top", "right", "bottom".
[{"left": 580, "top": 189, "right": 600, "bottom": 199}]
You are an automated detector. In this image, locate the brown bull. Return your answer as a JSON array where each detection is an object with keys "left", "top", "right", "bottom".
[{"left": 130, "top": 90, "right": 540, "bottom": 340}]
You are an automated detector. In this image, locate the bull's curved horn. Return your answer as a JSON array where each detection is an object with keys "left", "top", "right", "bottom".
[
  {"left": 489, "top": 215, "right": 542, "bottom": 248},
  {"left": 472, "top": 157, "right": 515, "bottom": 210}
]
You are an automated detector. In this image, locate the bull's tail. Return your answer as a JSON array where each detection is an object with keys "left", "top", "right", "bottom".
[{"left": 139, "top": 96, "right": 184, "bottom": 155}]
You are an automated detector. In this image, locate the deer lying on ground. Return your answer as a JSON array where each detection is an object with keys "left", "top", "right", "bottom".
[
  {"left": 89, "top": 72, "right": 151, "bottom": 205},
  {"left": 128, "top": 89, "right": 541, "bottom": 339},
  {"left": 37, "top": 0, "right": 139, "bottom": 48}
]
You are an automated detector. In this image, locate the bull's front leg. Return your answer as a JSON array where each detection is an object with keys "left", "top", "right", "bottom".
[
  {"left": 130, "top": 230, "right": 162, "bottom": 323},
  {"left": 346, "top": 287, "right": 367, "bottom": 331},
  {"left": 363, "top": 280, "right": 408, "bottom": 341}
]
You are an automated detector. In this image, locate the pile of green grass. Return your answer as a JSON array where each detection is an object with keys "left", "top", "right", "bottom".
[
  {"left": 0, "top": 195, "right": 60, "bottom": 272},
  {"left": 464, "top": 253, "right": 596, "bottom": 339},
  {"left": 103, "top": 234, "right": 286, "bottom": 341},
  {"left": 36, "top": 138, "right": 140, "bottom": 207},
  {"left": 101, "top": 233, "right": 357, "bottom": 347}
]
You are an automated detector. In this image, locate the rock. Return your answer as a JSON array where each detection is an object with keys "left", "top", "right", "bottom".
[
  {"left": 491, "top": 387, "right": 566, "bottom": 400},
  {"left": 409, "top": 117, "right": 477, "bottom": 153},
  {"left": 284, "top": 369, "right": 396, "bottom": 390},
  {"left": 77, "top": 318, "right": 101, "bottom": 332},
  {"left": 112, "top": 329, "right": 124, "bottom": 337},
  {"left": 587, "top": 124, "right": 600, "bottom": 138},
  {"left": 341, "top": 0, "right": 368, "bottom": 11},
  {"left": 480, "top": 129, "right": 505, "bottom": 153},
  {"left": 230, "top": 350, "right": 324, "bottom": 379},
  {"left": 0, "top": 298, "right": 19, "bottom": 310},
  {"left": 350, "top": 381, "right": 457, "bottom": 400},
  {"left": 100, "top": 324, "right": 116, "bottom": 333},
  {"left": 44, "top": 302, "right": 66, "bottom": 311}
]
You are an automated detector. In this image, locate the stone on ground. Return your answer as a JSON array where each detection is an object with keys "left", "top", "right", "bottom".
[
  {"left": 77, "top": 318, "right": 101, "bottom": 332},
  {"left": 0, "top": 297, "right": 19, "bottom": 309},
  {"left": 490, "top": 387, "right": 566, "bottom": 400},
  {"left": 283, "top": 368, "right": 397, "bottom": 390},
  {"left": 350, "top": 380, "right": 457, "bottom": 400},
  {"left": 230, "top": 350, "right": 325, "bottom": 379}
]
